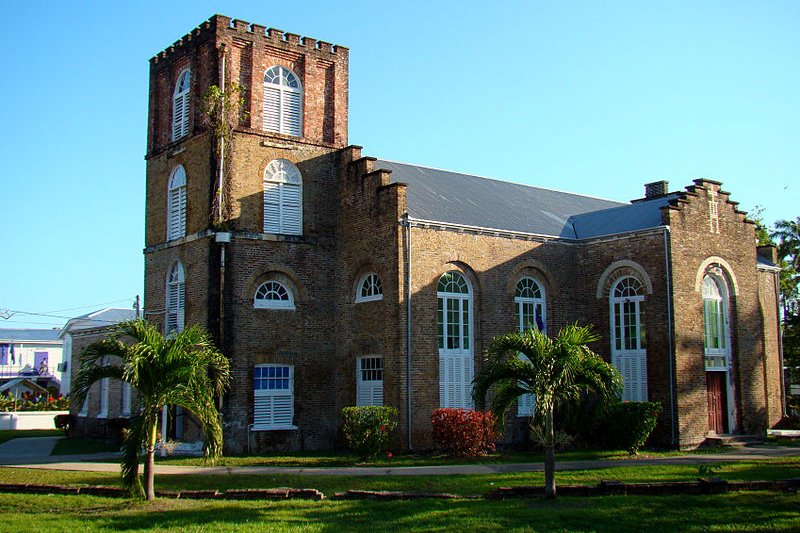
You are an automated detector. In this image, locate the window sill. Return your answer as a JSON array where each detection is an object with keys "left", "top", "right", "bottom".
[{"left": 251, "top": 425, "right": 298, "bottom": 432}]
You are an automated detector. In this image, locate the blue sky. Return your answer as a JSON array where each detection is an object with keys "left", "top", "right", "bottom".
[{"left": 1, "top": 0, "right": 798, "bottom": 329}]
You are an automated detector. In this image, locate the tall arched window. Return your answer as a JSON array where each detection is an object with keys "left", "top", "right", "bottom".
[
  {"left": 172, "top": 69, "right": 191, "bottom": 141},
  {"left": 702, "top": 275, "right": 729, "bottom": 368},
  {"left": 610, "top": 276, "right": 647, "bottom": 402},
  {"left": 167, "top": 165, "right": 187, "bottom": 241},
  {"left": 514, "top": 277, "right": 546, "bottom": 416},
  {"left": 263, "top": 66, "right": 303, "bottom": 136},
  {"left": 165, "top": 261, "right": 185, "bottom": 335},
  {"left": 437, "top": 271, "right": 473, "bottom": 408},
  {"left": 263, "top": 159, "right": 302, "bottom": 235}
]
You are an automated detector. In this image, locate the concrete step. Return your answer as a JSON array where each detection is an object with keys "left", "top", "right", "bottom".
[{"left": 703, "top": 434, "right": 764, "bottom": 448}]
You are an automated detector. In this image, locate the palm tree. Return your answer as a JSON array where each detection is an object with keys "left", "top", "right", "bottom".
[
  {"left": 474, "top": 324, "right": 621, "bottom": 499},
  {"left": 72, "top": 319, "right": 230, "bottom": 500},
  {"left": 772, "top": 217, "right": 800, "bottom": 306}
]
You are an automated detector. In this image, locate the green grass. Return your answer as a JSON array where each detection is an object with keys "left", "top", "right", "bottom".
[
  {"left": 0, "top": 491, "right": 797, "bottom": 532},
  {"left": 0, "top": 429, "right": 61, "bottom": 444},
  {"left": 50, "top": 436, "right": 121, "bottom": 456},
  {"left": 1, "top": 458, "right": 798, "bottom": 496}
]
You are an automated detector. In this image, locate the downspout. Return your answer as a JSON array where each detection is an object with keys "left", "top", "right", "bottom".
[
  {"left": 403, "top": 214, "right": 413, "bottom": 450},
  {"left": 663, "top": 226, "right": 677, "bottom": 446},
  {"left": 217, "top": 46, "right": 227, "bottom": 413}
]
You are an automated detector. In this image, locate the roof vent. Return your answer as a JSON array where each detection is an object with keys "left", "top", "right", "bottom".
[{"left": 644, "top": 180, "right": 669, "bottom": 198}]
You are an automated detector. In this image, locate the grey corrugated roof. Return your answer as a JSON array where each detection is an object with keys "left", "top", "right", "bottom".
[
  {"left": 569, "top": 194, "right": 676, "bottom": 239},
  {"left": 60, "top": 308, "right": 137, "bottom": 337},
  {"left": 0, "top": 329, "right": 62, "bottom": 342},
  {"left": 379, "top": 160, "right": 625, "bottom": 238}
]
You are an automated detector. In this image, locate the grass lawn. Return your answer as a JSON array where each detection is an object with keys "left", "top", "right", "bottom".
[
  {"left": 1, "top": 458, "right": 798, "bottom": 496},
  {"left": 0, "top": 491, "right": 797, "bottom": 532},
  {"left": 0, "top": 429, "right": 61, "bottom": 444}
]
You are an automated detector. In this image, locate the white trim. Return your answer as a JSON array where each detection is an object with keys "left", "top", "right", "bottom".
[
  {"left": 437, "top": 271, "right": 474, "bottom": 409},
  {"left": 355, "top": 273, "right": 384, "bottom": 303},
  {"left": 694, "top": 257, "right": 739, "bottom": 295},
  {"left": 253, "top": 364, "right": 295, "bottom": 430},
  {"left": 97, "top": 356, "right": 109, "bottom": 419},
  {"left": 167, "top": 165, "right": 187, "bottom": 241},
  {"left": 262, "top": 66, "right": 303, "bottom": 137},
  {"left": 171, "top": 69, "right": 191, "bottom": 141},
  {"left": 515, "top": 276, "right": 545, "bottom": 417},
  {"left": 356, "top": 356, "right": 384, "bottom": 407},
  {"left": 253, "top": 280, "right": 296, "bottom": 310},
  {"left": 610, "top": 276, "right": 648, "bottom": 402}
]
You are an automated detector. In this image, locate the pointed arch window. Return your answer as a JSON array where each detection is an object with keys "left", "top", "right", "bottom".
[
  {"left": 166, "top": 261, "right": 185, "bottom": 335},
  {"left": 172, "top": 69, "right": 191, "bottom": 141},
  {"left": 514, "top": 277, "right": 545, "bottom": 416},
  {"left": 167, "top": 165, "right": 187, "bottom": 241},
  {"left": 263, "top": 159, "right": 302, "bottom": 235},
  {"left": 356, "top": 273, "right": 383, "bottom": 303},
  {"left": 610, "top": 276, "right": 647, "bottom": 402},
  {"left": 263, "top": 66, "right": 303, "bottom": 136},
  {"left": 254, "top": 280, "right": 295, "bottom": 310},
  {"left": 437, "top": 271, "right": 473, "bottom": 409}
]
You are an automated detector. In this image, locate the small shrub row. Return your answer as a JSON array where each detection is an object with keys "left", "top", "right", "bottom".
[
  {"left": 0, "top": 396, "right": 70, "bottom": 412},
  {"left": 559, "top": 397, "right": 662, "bottom": 454},
  {"left": 431, "top": 408, "right": 498, "bottom": 457},
  {"left": 341, "top": 406, "right": 398, "bottom": 460}
]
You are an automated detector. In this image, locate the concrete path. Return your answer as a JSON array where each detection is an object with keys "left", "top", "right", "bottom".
[{"left": 0, "top": 437, "right": 797, "bottom": 476}]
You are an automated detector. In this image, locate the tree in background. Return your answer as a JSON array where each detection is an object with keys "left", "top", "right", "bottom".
[{"left": 72, "top": 320, "right": 230, "bottom": 500}]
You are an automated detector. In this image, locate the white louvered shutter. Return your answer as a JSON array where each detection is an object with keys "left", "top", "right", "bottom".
[
  {"left": 263, "top": 182, "right": 281, "bottom": 232},
  {"left": 281, "top": 184, "right": 302, "bottom": 235},
  {"left": 262, "top": 85, "right": 281, "bottom": 132},
  {"left": 167, "top": 187, "right": 186, "bottom": 240},
  {"left": 357, "top": 357, "right": 383, "bottom": 407},
  {"left": 180, "top": 92, "right": 190, "bottom": 138},
  {"left": 166, "top": 282, "right": 179, "bottom": 334},
  {"left": 172, "top": 94, "right": 184, "bottom": 140},
  {"left": 284, "top": 90, "right": 302, "bottom": 136}
]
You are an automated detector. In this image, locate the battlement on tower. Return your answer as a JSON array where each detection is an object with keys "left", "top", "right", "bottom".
[{"left": 150, "top": 14, "right": 348, "bottom": 65}]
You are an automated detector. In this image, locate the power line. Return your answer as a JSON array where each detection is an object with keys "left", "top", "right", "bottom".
[
  {"left": 0, "top": 296, "right": 139, "bottom": 322},
  {"left": 37, "top": 297, "right": 137, "bottom": 314}
]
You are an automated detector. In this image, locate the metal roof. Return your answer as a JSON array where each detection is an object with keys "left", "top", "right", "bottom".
[
  {"left": 59, "top": 308, "right": 137, "bottom": 337},
  {"left": 379, "top": 160, "right": 668, "bottom": 239},
  {"left": 0, "top": 329, "right": 62, "bottom": 343}
]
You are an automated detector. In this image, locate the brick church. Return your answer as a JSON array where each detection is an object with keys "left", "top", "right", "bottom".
[{"left": 76, "top": 14, "right": 786, "bottom": 452}]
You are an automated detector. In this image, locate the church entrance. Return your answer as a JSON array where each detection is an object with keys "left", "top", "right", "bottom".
[{"left": 706, "top": 371, "right": 728, "bottom": 434}]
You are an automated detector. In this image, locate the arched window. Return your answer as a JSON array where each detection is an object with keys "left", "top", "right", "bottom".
[
  {"left": 263, "top": 66, "right": 302, "bottom": 136},
  {"left": 254, "top": 280, "right": 295, "bottom": 310},
  {"left": 437, "top": 271, "right": 473, "bottom": 408},
  {"left": 514, "top": 277, "right": 546, "bottom": 416},
  {"left": 610, "top": 276, "right": 647, "bottom": 402},
  {"left": 263, "top": 159, "right": 302, "bottom": 235},
  {"left": 172, "top": 69, "right": 191, "bottom": 141},
  {"left": 355, "top": 273, "right": 383, "bottom": 303},
  {"left": 702, "top": 275, "right": 729, "bottom": 368},
  {"left": 167, "top": 165, "right": 187, "bottom": 241},
  {"left": 165, "top": 261, "right": 185, "bottom": 335}
]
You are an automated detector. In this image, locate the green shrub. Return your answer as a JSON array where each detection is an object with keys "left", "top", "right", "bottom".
[
  {"left": 603, "top": 401, "right": 663, "bottom": 454},
  {"left": 341, "top": 406, "right": 398, "bottom": 460},
  {"left": 431, "top": 408, "right": 499, "bottom": 457}
]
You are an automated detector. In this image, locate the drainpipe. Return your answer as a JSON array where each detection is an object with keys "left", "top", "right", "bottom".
[
  {"left": 403, "top": 214, "right": 413, "bottom": 451},
  {"left": 663, "top": 226, "right": 677, "bottom": 446},
  {"left": 217, "top": 45, "right": 227, "bottom": 413},
  {"left": 775, "top": 271, "right": 787, "bottom": 417}
]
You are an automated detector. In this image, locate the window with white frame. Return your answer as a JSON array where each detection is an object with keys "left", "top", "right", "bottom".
[
  {"left": 702, "top": 274, "right": 729, "bottom": 370},
  {"left": 263, "top": 159, "right": 302, "bottom": 235},
  {"left": 165, "top": 261, "right": 186, "bottom": 335},
  {"left": 355, "top": 273, "right": 383, "bottom": 303},
  {"left": 263, "top": 66, "right": 303, "bottom": 136},
  {"left": 167, "top": 165, "right": 187, "bottom": 241},
  {"left": 98, "top": 356, "right": 109, "bottom": 419},
  {"left": 172, "top": 69, "right": 191, "bottom": 141},
  {"left": 610, "top": 276, "right": 647, "bottom": 402},
  {"left": 253, "top": 364, "right": 295, "bottom": 430},
  {"left": 121, "top": 381, "right": 131, "bottom": 417},
  {"left": 437, "top": 271, "right": 473, "bottom": 409},
  {"left": 356, "top": 356, "right": 383, "bottom": 406},
  {"left": 254, "top": 280, "right": 295, "bottom": 310},
  {"left": 514, "top": 277, "right": 546, "bottom": 416}
]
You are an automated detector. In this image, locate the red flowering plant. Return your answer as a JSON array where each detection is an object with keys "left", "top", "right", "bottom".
[{"left": 431, "top": 408, "right": 499, "bottom": 458}]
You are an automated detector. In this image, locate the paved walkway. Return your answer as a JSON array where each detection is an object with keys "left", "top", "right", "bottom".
[{"left": 0, "top": 437, "right": 798, "bottom": 476}]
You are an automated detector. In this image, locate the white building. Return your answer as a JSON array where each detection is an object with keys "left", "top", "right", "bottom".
[{"left": 0, "top": 329, "right": 65, "bottom": 395}]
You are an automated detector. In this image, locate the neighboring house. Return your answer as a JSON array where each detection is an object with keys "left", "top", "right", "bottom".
[
  {"left": 140, "top": 15, "right": 784, "bottom": 452},
  {"left": 0, "top": 329, "right": 65, "bottom": 395},
  {"left": 60, "top": 308, "right": 136, "bottom": 435}
]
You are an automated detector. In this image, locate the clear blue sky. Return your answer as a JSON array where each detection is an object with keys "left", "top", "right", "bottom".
[{"left": 1, "top": 0, "right": 797, "bottom": 329}]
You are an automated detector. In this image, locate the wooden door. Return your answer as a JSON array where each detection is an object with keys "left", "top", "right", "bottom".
[{"left": 706, "top": 372, "right": 728, "bottom": 434}]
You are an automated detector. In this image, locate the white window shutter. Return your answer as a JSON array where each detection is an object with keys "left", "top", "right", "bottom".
[
  {"left": 281, "top": 184, "right": 302, "bottom": 235},
  {"left": 284, "top": 90, "right": 302, "bottom": 136},
  {"left": 263, "top": 85, "right": 281, "bottom": 132},
  {"left": 172, "top": 94, "right": 184, "bottom": 141},
  {"left": 176, "top": 281, "right": 185, "bottom": 332},
  {"left": 180, "top": 92, "right": 190, "bottom": 138},
  {"left": 263, "top": 182, "right": 281, "bottom": 232}
]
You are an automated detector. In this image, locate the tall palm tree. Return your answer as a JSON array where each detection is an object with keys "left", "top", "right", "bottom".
[
  {"left": 72, "top": 319, "right": 230, "bottom": 500},
  {"left": 772, "top": 217, "right": 800, "bottom": 305},
  {"left": 474, "top": 324, "right": 621, "bottom": 499}
]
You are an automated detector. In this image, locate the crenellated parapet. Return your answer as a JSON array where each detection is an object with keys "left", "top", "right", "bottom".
[{"left": 151, "top": 14, "right": 348, "bottom": 65}]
